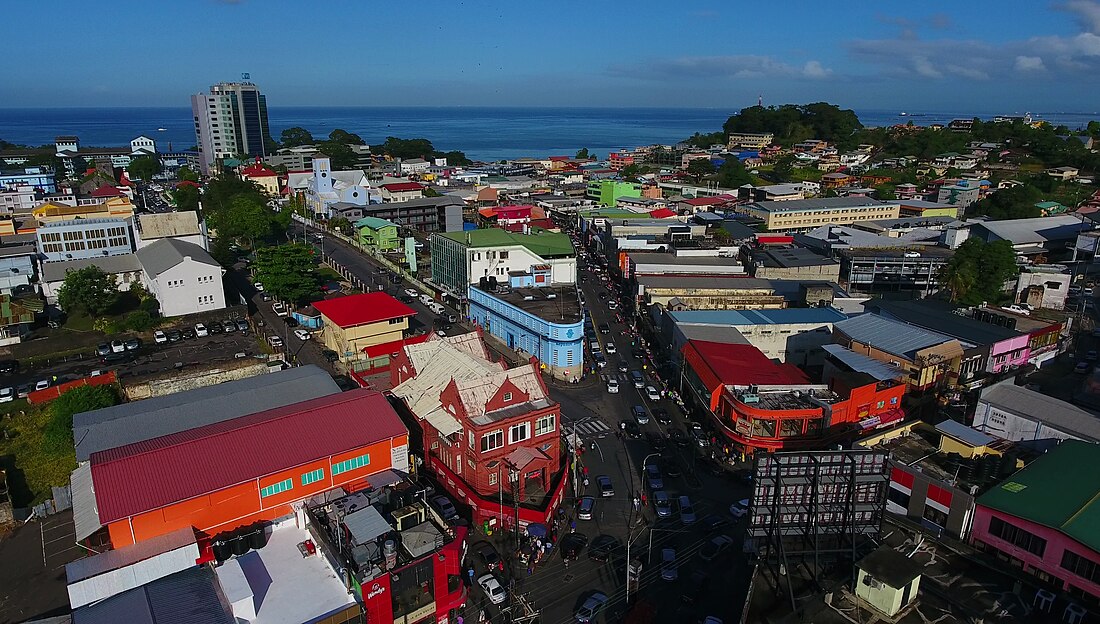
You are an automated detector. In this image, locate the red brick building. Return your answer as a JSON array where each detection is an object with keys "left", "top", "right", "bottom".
[
  {"left": 391, "top": 333, "right": 568, "bottom": 530},
  {"left": 681, "top": 340, "right": 905, "bottom": 456}
]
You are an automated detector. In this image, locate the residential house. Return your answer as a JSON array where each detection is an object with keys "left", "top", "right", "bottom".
[
  {"left": 42, "top": 255, "right": 144, "bottom": 305},
  {"left": 135, "top": 239, "right": 226, "bottom": 317},
  {"left": 1046, "top": 166, "right": 1080, "bottom": 181},
  {"left": 312, "top": 292, "right": 417, "bottom": 359},
  {"left": 240, "top": 157, "right": 280, "bottom": 195},
  {"left": 398, "top": 158, "right": 431, "bottom": 176},
  {"left": 354, "top": 216, "right": 400, "bottom": 251},
  {"left": 0, "top": 294, "right": 36, "bottom": 345},
  {"left": 380, "top": 182, "right": 425, "bottom": 202}
]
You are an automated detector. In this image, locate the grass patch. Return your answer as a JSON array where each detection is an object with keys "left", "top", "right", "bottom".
[
  {"left": 0, "top": 406, "right": 76, "bottom": 506},
  {"left": 64, "top": 312, "right": 96, "bottom": 332},
  {"left": 317, "top": 266, "right": 342, "bottom": 282}
]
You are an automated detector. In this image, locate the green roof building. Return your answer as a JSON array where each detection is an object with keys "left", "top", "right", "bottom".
[
  {"left": 354, "top": 216, "right": 400, "bottom": 251},
  {"left": 973, "top": 440, "right": 1100, "bottom": 598},
  {"left": 587, "top": 180, "right": 640, "bottom": 206}
]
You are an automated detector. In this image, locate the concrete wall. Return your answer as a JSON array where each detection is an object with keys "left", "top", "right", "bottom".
[{"left": 123, "top": 361, "right": 272, "bottom": 401}]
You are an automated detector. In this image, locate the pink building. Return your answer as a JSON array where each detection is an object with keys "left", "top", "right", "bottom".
[
  {"left": 971, "top": 440, "right": 1100, "bottom": 600},
  {"left": 988, "top": 334, "right": 1031, "bottom": 374}
]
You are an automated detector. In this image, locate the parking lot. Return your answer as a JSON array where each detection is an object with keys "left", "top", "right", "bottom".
[{"left": 0, "top": 511, "right": 83, "bottom": 624}]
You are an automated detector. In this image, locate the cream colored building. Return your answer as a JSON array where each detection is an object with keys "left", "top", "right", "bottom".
[
  {"left": 312, "top": 292, "right": 417, "bottom": 358},
  {"left": 736, "top": 197, "right": 900, "bottom": 232}
]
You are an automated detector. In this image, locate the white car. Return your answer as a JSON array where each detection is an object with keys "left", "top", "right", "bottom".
[
  {"left": 605, "top": 342, "right": 616, "bottom": 355},
  {"left": 477, "top": 573, "right": 507, "bottom": 605},
  {"left": 606, "top": 378, "right": 620, "bottom": 394},
  {"left": 294, "top": 329, "right": 311, "bottom": 341},
  {"left": 645, "top": 385, "right": 660, "bottom": 401},
  {"left": 0, "top": 387, "right": 12, "bottom": 403},
  {"left": 404, "top": 288, "right": 419, "bottom": 298},
  {"left": 254, "top": 282, "right": 264, "bottom": 292},
  {"left": 268, "top": 335, "right": 284, "bottom": 348},
  {"left": 34, "top": 379, "right": 50, "bottom": 391},
  {"left": 154, "top": 330, "right": 167, "bottom": 344},
  {"left": 110, "top": 339, "right": 125, "bottom": 353},
  {"left": 729, "top": 498, "right": 750, "bottom": 519},
  {"left": 195, "top": 323, "right": 208, "bottom": 337}
]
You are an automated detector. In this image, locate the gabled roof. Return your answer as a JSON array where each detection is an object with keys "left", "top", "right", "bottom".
[
  {"left": 42, "top": 255, "right": 142, "bottom": 284},
  {"left": 90, "top": 185, "right": 124, "bottom": 198},
  {"left": 312, "top": 292, "right": 416, "bottom": 328},
  {"left": 863, "top": 299, "right": 1022, "bottom": 345},
  {"left": 833, "top": 313, "right": 964, "bottom": 360},
  {"left": 90, "top": 389, "right": 406, "bottom": 524},
  {"left": 978, "top": 440, "right": 1100, "bottom": 553},
  {"left": 454, "top": 363, "right": 549, "bottom": 426},
  {"left": 354, "top": 216, "right": 398, "bottom": 231},
  {"left": 74, "top": 365, "right": 340, "bottom": 461},
  {"left": 135, "top": 239, "right": 219, "bottom": 278},
  {"left": 381, "top": 182, "right": 424, "bottom": 192}
]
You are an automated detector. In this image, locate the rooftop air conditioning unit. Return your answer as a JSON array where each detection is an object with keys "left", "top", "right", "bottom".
[
  {"left": 741, "top": 394, "right": 760, "bottom": 404},
  {"left": 392, "top": 504, "right": 426, "bottom": 532}
]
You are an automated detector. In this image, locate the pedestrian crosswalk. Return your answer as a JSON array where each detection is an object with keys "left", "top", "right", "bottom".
[{"left": 566, "top": 417, "right": 612, "bottom": 437}]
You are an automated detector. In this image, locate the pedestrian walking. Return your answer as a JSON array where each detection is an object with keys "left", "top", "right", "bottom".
[
  {"left": 633, "top": 496, "right": 640, "bottom": 512},
  {"left": 641, "top": 493, "right": 648, "bottom": 507},
  {"left": 582, "top": 466, "right": 589, "bottom": 478},
  {"left": 467, "top": 568, "right": 475, "bottom": 584}
]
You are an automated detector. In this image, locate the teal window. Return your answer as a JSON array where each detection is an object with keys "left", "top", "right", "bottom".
[
  {"left": 332, "top": 454, "right": 371, "bottom": 476},
  {"left": 260, "top": 478, "right": 293, "bottom": 498},
  {"left": 301, "top": 468, "right": 325, "bottom": 486}
]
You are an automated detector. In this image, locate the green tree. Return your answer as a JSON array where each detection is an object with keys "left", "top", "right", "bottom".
[
  {"left": 378, "top": 137, "right": 436, "bottom": 160},
  {"left": 575, "top": 147, "right": 590, "bottom": 159},
  {"left": 176, "top": 166, "right": 200, "bottom": 182},
  {"left": 873, "top": 183, "right": 897, "bottom": 200},
  {"left": 434, "top": 150, "right": 471, "bottom": 166},
  {"left": 423, "top": 187, "right": 442, "bottom": 197},
  {"left": 128, "top": 155, "right": 161, "bottom": 181},
  {"left": 317, "top": 141, "right": 359, "bottom": 169},
  {"left": 328, "top": 128, "right": 365, "bottom": 145},
  {"left": 939, "top": 238, "right": 1019, "bottom": 305},
  {"left": 57, "top": 266, "right": 120, "bottom": 316},
  {"left": 212, "top": 195, "right": 274, "bottom": 247},
  {"left": 280, "top": 126, "right": 315, "bottom": 147},
  {"left": 772, "top": 154, "right": 796, "bottom": 181},
  {"left": 44, "top": 385, "right": 118, "bottom": 453},
  {"left": 170, "top": 182, "right": 200, "bottom": 211},
  {"left": 683, "top": 131, "right": 727, "bottom": 149},
  {"left": 715, "top": 159, "right": 753, "bottom": 189},
  {"left": 722, "top": 102, "right": 862, "bottom": 147},
  {"left": 620, "top": 164, "right": 642, "bottom": 181},
  {"left": 968, "top": 184, "right": 1043, "bottom": 220},
  {"left": 686, "top": 158, "right": 716, "bottom": 181},
  {"left": 329, "top": 217, "right": 353, "bottom": 233},
  {"left": 252, "top": 243, "right": 321, "bottom": 305}
]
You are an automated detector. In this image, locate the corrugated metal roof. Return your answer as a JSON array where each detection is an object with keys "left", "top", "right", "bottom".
[
  {"left": 935, "top": 419, "right": 996, "bottom": 448},
  {"left": 979, "top": 382, "right": 1100, "bottom": 442},
  {"left": 74, "top": 365, "right": 340, "bottom": 461},
  {"left": 90, "top": 389, "right": 407, "bottom": 524},
  {"left": 42, "top": 254, "right": 142, "bottom": 283},
  {"left": 865, "top": 299, "right": 1022, "bottom": 345},
  {"left": 67, "top": 526, "right": 197, "bottom": 584},
  {"left": 312, "top": 292, "right": 416, "bottom": 328},
  {"left": 670, "top": 307, "right": 846, "bottom": 326},
  {"left": 833, "top": 314, "right": 960, "bottom": 360},
  {"left": 72, "top": 565, "right": 234, "bottom": 624},
  {"left": 134, "top": 238, "right": 218, "bottom": 277},
  {"left": 821, "top": 344, "right": 906, "bottom": 381},
  {"left": 343, "top": 505, "right": 391, "bottom": 545},
  {"left": 70, "top": 463, "right": 102, "bottom": 541}
]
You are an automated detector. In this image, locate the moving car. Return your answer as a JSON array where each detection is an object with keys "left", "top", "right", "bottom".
[
  {"left": 294, "top": 329, "right": 311, "bottom": 341},
  {"left": 679, "top": 496, "right": 696, "bottom": 525},
  {"left": 630, "top": 370, "right": 645, "bottom": 388},
  {"left": 1075, "top": 362, "right": 1092, "bottom": 374},
  {"left": 617, "top": 361, "right": 629, "bottom": 374},
  {"left": 477, "top": 573, "right": 506, "bottom": 605},
  {"left": 660, "top": 548, "right": 678, "bottom": 581},
  {"left": 606, "top": 378, "right": 620, "bottom": 393},
  {"left": 588, "top": 535, "right": 619, "bottom": 562},
  {"left": 598, "top": 322, "right": 611, "bottom": 334},
  {"left": 577, "top": 496, "right": 595, "bottom": 520},
  {"left": 631, "top": 405, "right": 649, "bottom": 425},
  {"left": 282, "top": 316, "right": 300, "bottom": 327},
  {"left": 645, "top": 385, "right": 660, "bottom": 401},
  {"left": 593, "top": 352, "right": 607, "bottom": 369},
  {"left": 0, "top": 360, "right": 17, "bottom": 374},
  {"left": 700, "top": 535, "right": 734, "bottom": 561},
  {"left": 620, "top": 420, "right": 641, "bottom": 439},
  {"left": 646, "top": 432, "right": 667, "bottom": 452},
  {"left": 652, "top": 407, "right": 671, "bottom": 425},
  {"left": 560, "top": 533, "right": 589, "bottom": 561},
  {"left": 473, "top": 541, "right": 501, "bottom": 570},
  {"left": 691, "top": 424, "right": 709, "bottom": 448},
  {"left": 605, "top": 342, "right": 617, "bottom": 355},
  {"left": 596, "top": 475, "right": 614, "bottom": 498},
  {"left": 574, "top": 591, "right": 609, "bottom": 624}
]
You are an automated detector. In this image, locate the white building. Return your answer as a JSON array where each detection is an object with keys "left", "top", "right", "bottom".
[
  {"left": 972, "top": 382, "right": 1100, "bottom": 451},
  {"left": 130, "top": 136, "right": 157, "bottom": 155},
  {"left": 190, "top": 81, "right": 271, "bottom": 175},
  {"left": 41, "top": 255, "right": 144, "bottom": 305},
  {"left": 287, "top": 158, "right": 378, "bottom": 218},
  {"left": 135, "top": 239, "right": 226, "bottom": 317},
  {"left": 399, "top": 158, "right": 431, "bottom": 175}
]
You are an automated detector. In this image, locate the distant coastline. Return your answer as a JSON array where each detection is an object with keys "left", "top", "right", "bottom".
[{"left": 0, "top": 106, "right": 1095, "bottom": 162}]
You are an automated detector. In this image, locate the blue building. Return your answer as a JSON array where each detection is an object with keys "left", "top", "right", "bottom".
[
  {"left": 36, "top": 218, "right": 134, "bottom": 262},
  {"left": 468, "top": 283, "right": 584, "bottom": 381},
  {"left": 1, "top": 166, "right": 55, "bottom": 194}
]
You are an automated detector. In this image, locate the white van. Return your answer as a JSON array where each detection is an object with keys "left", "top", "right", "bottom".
[
  {"left": 428, "top": 301, "right": 446, "bottom": 315},
  {"left": 419, "top": 294, "right": 434, "bottom": 306}
]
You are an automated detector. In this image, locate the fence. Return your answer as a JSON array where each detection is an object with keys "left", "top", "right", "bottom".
[{"left": 27, "top": 371, "right": 118, "bottom": 405}]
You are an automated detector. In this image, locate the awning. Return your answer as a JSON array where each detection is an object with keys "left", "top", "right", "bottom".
[
  {"left": 70, "top": 463, "right": 102, "bottom": 541},
  {"left": 343, "top": 505, "right": 391, "bottom": 547},
  {"left": 366, "top": 469, "right": 405, "bottom": 489}
]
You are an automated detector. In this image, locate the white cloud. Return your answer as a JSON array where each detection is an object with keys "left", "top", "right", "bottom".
[
  {"left": 1015, "top": 55, "right": 1047, "bottom": 72},
  {"left": 802, "top": 60, "right": 832, "bottom": 78}
]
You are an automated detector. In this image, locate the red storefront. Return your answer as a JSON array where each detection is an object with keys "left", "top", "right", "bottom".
[{"left": 360, "top": 526, "right": 469, "bottom": 624}]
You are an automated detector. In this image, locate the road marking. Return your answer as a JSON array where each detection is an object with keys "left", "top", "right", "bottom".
[{"left": 570, "top": 417, "right": 612, "bottom": 437}]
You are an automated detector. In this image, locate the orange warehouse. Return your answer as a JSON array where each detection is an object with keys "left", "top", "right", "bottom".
[{"left": 90, "top": 388, "right": 409, "bottom": 548}]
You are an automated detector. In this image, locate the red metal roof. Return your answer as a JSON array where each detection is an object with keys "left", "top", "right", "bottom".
[
  {"left": 684, "top": 197, "right": 727, "bottom": 206},
  {"left": 90, "top": 389, "right": 406, "bottom": 524},
  {"left": 683, "top": 341, "right": 808, "bottom": 391},
  {"left": 242, "top": 158, "right": 277, "bottom": 177},
  {"left": 312, "top": 292, "right": 416, "bottom": 328},
  {"left": 90, "top": 185, "right": 123, "bottom": 198},
  {"left": 381, "top": 182, "right": 424, "bottom": 192},
  {"left": 648, "top": 208, "right": 676, "bottom": 218},
  {"left": 362, "top": 333, "right": 430, "bottom": 358}
]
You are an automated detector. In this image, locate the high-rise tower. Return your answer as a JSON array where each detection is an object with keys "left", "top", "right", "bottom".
[{"left": 190, "top": 81, "right": 271, "bottom": 175}]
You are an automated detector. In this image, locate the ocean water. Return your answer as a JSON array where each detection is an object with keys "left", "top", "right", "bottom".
[{"left": 0, "top": 106, "right": 1095, "bottom": 162}]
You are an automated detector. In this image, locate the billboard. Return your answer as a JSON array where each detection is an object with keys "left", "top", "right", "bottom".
[{"left": 748, "top": 449, "right": 890, "bottom": 559}]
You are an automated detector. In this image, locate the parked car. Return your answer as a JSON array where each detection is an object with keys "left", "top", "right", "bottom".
[
  {"left": 592, "top": 352, "right": 607, "bottom": 369},
  {"left": 96, "top": 343, "right": 112, "bottom": 356},
  {"left": 16, "top": 383, "right": 32, "bottom": 398},
  {"left": 559, "top": 533, "right": 589, "bottom": 561},
  {"left": 0, "top": 360, "right": 17, "bottom": 374},
  {"left": 195, "top": 323, "right": 208, "bottom": 337},
  {"left": 1087, "top": 350, "right": 1098, "bottom": 362},
  {"left": 282, "top": 316, "right": 300, "bottom": 327},
  {"left": 598, "top": 323, "right": 611, "bottom": 334},
  {"left": 181, "top": 327, "right": 197, "bottom": 340},
  {"left": 645, "top": 385, "right": 660, "bottom": 401},
  {"left": 660, "top": 548, "right": 678, "bottom": 581},
  {"left": 606, "top": 377, "right": 619, "bottom": 393},
  {"left": 222, "top": 320, "right": 237, "bottom": 333},
  {"left": 404, "top": 288, "right": 419, "bottom": 298},
  {"left": 124, "top": 337, "right": 142, "bottom": 351},
  {"left": 577, "top": 496, "right": 595, "bottom": 520},
  {"left": 154, "top": 330, "right": 167, "bottom": 344},
  {"left": 208, "top": 321, "right": 223, "bottom": 334},
  {"left": 588, "top": 535, "right": 619, "bottom": 562},
  {"left": 322, "top": 349, "right": 340, "bottom": 363},
  {"left": 691, "top": 424, "right": 710, "bottom": 448},
  {"left": 605, "top": 342, "right": 617, "bottom": 355},
  {"left": 679, "top": 496, "right": 696, "bottom": 525},
  {"left": 34, "top": 379, "right": 50, "bottom": 391},
  {"left": 700, "top": 535, "right": 734, "bottom": 561},
  {"left": 646, "top": 432, "right": 668, "bottom": 452},
  {"left": 669, "top": 428, "right": 690, "bottom": 448},
  {"left": 236, "top": 319, "right": 250, "bottom": 332},
  {"left": 165, "top": 329, "right": 182, "bottom": 342},
  {"left": 700, "top": 514, "right": 731, "bottom": 533},
  {"left": 473, "top": 541, "right": 501, "bottom": 569},
  {"left": 654, "top": 491, "right": 672, "bottom": 518},
  {"left": 645, "top": 463, "right": 664, "bottom": 491},
  {"left": 477, "top": 573, "right": 506, "bottom": 605},
  {"left": 294, "top": 328, "right": 311, "bottom": 341},
  {"left": 596, "top": 475, "right": 614, "bottom": 498},
  {"left": 0, "top": 387, "right": 13, "bottom": 402},
  {"left": 729, "top": 498, "right": 750, "bottom": 519},
  {"left": 110, "top": 339, "right": 126, "bottom": 353},
  {"left": 268, "top": 335, "right": 284, "bottom": 348},
  {"left": 574, "top": 591, "right": 609, "bottom": 624},
  {"left": 630, "top": 370, "right": 645, "bottom": 388},
  {"left": 429, "top": 495, "right": 457, "bottom": 521},
  {"left": 632, "top": 405, "right": 649, "bottom": 425}
]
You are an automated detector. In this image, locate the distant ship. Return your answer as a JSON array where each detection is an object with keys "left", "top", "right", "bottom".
[
  {"left": 899, "top": 112, "right": 908, "bottom": 117},
  {"left": 157, "top": 127, "right": 167, "bottom": 131}
]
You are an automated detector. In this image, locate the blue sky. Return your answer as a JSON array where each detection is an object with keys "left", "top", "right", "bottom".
[{"left": 8, "top": 0, "right": 1100, "bottom": 111}]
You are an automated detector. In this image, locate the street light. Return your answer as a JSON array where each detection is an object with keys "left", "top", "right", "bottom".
[{"left": 624, "top": 451, "right": 660, "bottom": 604}]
